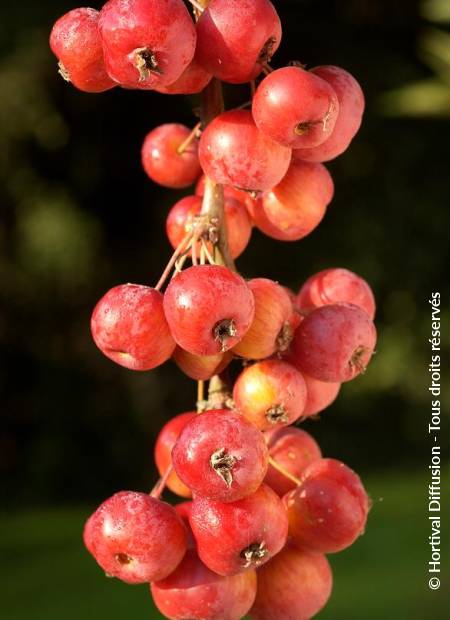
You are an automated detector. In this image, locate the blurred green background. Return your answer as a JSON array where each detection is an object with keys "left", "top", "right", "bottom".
[{"left": 1, "top": 0, "right": 449, "bottom": 618}]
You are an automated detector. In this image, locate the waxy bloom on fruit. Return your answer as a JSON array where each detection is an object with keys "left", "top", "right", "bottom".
[
  {"left": 264, "top": 427, "right": 322, "bottom": 497},
  {"left": 172, "top": 409, "right": 269, "bottom": 502},
  {"left": 196, "top": 0, "right": 282, "bottom": 84},
  {"left": 83, "top": 491, "right": 187, "bottom": 583},
  {"left": 297, "top": 267, "right": 376, "bottom": 319},
  {"left": 190, "top": 484, "right": 288, "bottom": 576},
  {"left": 91, "top": 284, "right": 175, "bottom": 371},
  {"left": 253, "top": 160, "right": 334, "bottom": 241},
  {"left": 285, "top": 458, "right": 370, "bottom": 553},
  {"left": 50, "top": 8, "right": 115, "bottom": 93},
  {"left": 199, "top": 110, "right": 292, "bottom": 192},
  {"left": 163, "top": 265, "right": 255, "bottom": 356},
  {"left": 233, "top": 360, "right": 307, "bottom": 431},
  {"left": 250, "top": 542, "right": 333, "bottom": 620},
  {"left": 151, "top": 549, "right": 257, "bottom": 620},
  {"left": 141, "top": 124, "right": 201, "bottom": 189},
  {"left": 99, "top": 0, "right": 196, "bottom": 90},
  {"left": 155, "top": 412, "right": 196, "bottom": 498},
  {"left": 290, "top": 303, "right": 377, "bottom": 382},
  {"left": 252, "top": 66, "right": 339, "bottom": 148}
]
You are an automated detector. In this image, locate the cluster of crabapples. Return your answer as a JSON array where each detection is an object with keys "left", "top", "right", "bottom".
[{"left": 50, "top": 0, "right": 375, "bottom": 619}]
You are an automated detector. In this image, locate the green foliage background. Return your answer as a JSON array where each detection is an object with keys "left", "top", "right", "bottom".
[{"left": 0, "top": 0, "right": 449, "bottom": 618}]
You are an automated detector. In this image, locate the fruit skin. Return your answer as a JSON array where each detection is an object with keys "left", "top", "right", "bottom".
[
  {"left": 49, "top": 8, "right": 115, "bottom": 93},
  {"left": 233, "top": 360, "right": 307, "bottom": 431},
  {"left": 249, "top": 541, "right": 333, "bottom": 620},
  {"left": 163, "top": 265, "right": 255, "bottom": 356},
  {"left": 199, "top": 110, "right": 292, "bottom": 192},
  {"left": 264, "top": 427, "right": 322, "bottom": 497},
  {"left": 166, "top": 194, "right": 252, "bottom": 260},
  {"left": 99, "top": 0, "right": 196, "bottom": 90},
  {"left": 172, "top": 409, "right": 269, "bottom": 502},
  {"left": 253, "top": 160, "right": 334, "bottom": 241},
  {"left": 190, "top": 484, "right": 288, "bottom": 576},
  {"left": 155, "top": 412, "right": 196, "bottom": 498},
  {"left": 290, "top": 303, "right": 377, "bottom": 382},
  {"left": 252, "top": 66, "right": 339, "bottom": 148},
  {"left": 151, "top": 549, "right": 257, "bottom": 620},
  {"left": 284, "top": 458, "right": 369, "bottom": 553},
  {"left": 303, "top": 374, "right": 341, "bottom": 417},
  {"left": 154, "top": 56, "right": 212, "bottom": 95},
  {"left": 297, "top": 267, "right": 376, "bottom": 319},
  {"left": 196, "top": 0, "right": 282, "bottom": 84},
  {"left": 83, "top": 491, "right": 187, "bottom": 584},
  {"left": 141, "top": 124, "right": 201, "bottom": 189},
  {"left": 173, "top": 346, "right": 232, "bottom": 381},
  {"left": 232, "top": 278, "right": 294, "bottom": 360},
  {"left": 293, "top": 65, "right": 365, "bottom": 162},
  {"left": 91, "top": 284, "right": 175, "bottom": 371}
]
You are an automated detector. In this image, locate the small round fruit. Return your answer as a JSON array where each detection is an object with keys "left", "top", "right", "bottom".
[
  {"left": 154, "top": 56, "right": 212, "bottom": 95},
  {"left": 285, "top": 458, "right": 369, "bottom": 553},
  {"left": 196, "top": 0, "right": 282, "bottom": 84},
  {"left": 249, "top": 542, "right": 333, "bottom": 620},
  {"left": 91, "top": 284, "right": 175, "bottom": 371},
  {"left": 199, "top": 110, "right": 292, "bottom": 192},
  {"left": 293, "top": 65, "right": 365, "bottom": 162},
  {"left": 233, "top": 360, "right": 307, "bottom": 431},
  {"left": 232, "top": 278, "right": 294, "bottom": 360},
  {"left": 190, "top": 484, "right": 288, "bottom": 576},
  {"left": 264, "top": 427, "right": 322, "bottom": 497},
  {"left": 155, "top": 412, "right": 196, "bottom": 498},
  {"left": 173, "top": 347, "right": 232, "bottom": 381},
  {"left": 151, "top": 549, "right": 257, "bottom": 620},
  {"left": 50, "top": 8, "right": 115, "bottom": 93},
  {"left": 253, "top": 160, "right": 334, "bottom": 241},
  {"left": 303, "top": 374, "right": 341, "bottom": 417},
  {"left": 99, "top": 0, "right": 196, "bottom": 90},
  {"left": 83, "top": 491, "right": 187, "bottom": 583},
  {"left": 163, "top": 265, "right": 255, "bottom": 356},
  {"left": 290, "top": 303, "right": 377, "bottom": 382},
  {"left": 166, "top": 194, "right": 252, "bottom": 259},
  {"left": 297, "top": 267, "right": 376, "bottom": 319},
  {"left": 141, "top": 124, "right": 201, "bottom": 189},
  {"left": 172, "top": 409, "right": 269, "bottom": 502},
  {"left": 252, "top": 66, "right": 339, "bottom": 148}
]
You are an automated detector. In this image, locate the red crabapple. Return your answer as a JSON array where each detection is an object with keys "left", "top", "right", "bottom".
[
  {"left": 151, "top": 549, "right": 257, "bottom": 620},
  {"left": 173, "top": 346, "right": 232, "bottom": 381},
  {"left": 166, "top": 195, "right": 252, "bottom": 259},
  {"left": 303, "top": 374, "right": 341, "bottom": 417},
  {"left": 163, "top": 265, "right": 255, "bottom": 356},
  {"left": 196, "top": 0, "right": 282, "bottom": 84},
  {"left": 83, "top": 491, "right": 187, "bottom": 583},
  {"left": 172, "top": 409, "right": 269, "bottom": 502},
  {"left": 297, "top": 267, "right": 376, "bottom": 319},
  {"left": 50, "top": 8, "right": 115, "bottom": 93},
  {"left": 264, "top": 427, "right": 322, "bottom": 497},
  {"left": 232, "top": 278, "right": 294, "bottom": 359},
  {"left": 233, "top": 360, "right": 307, "bottom": 431},
  {"left": 154, "top": 56, "right": 212, "bottom": 95},
  {"left": 190, "top": 484, "right": 288, "bottom": 576},
  {"left": 290, "top": 303, "right": 377, "bottom": 382},
  {"left": 141, "top": 124, "right": 201, "bottom": 189},
  {"left": 174, "top": 501, "right": 195, "bottom": 549},
  {"left": 293, "top": 65, "right": 365, "bottom": 162},
  {"left": 250, "top": 541, "right": 333, "bottom": 620},
  {"left": 252, "top": 66, "right": 339, "bottom": 148},
  {"left": 91, "top": 284, "right": 175, "bottom": 371},
  {"left": 285, "top": 458, "right": 369, "bottom": 553},
  {"left": 155, "top": 412, "right": 196, "bottom": 498},
  {"left": 99, "top": 0, "right": 196, "bottom": 90},
  {"left": 198, "top": 110, "right": 292, "bottom": 192},
  {"left": 253, "top": 160, "right": 334, "bottom": 241}
]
